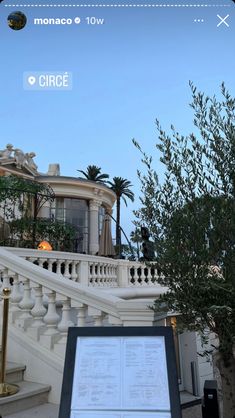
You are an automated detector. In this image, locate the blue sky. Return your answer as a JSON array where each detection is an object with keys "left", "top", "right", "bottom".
[{"left": 0, "top": 0, "right": 234, "bottom": 239}]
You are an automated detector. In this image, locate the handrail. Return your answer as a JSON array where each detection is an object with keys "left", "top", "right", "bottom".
[
  {"left": 0, "top": 247, "right": 121, "bottom": 318},
  {"left": 5, "top": 247, "right": 119, "bottom": 265},
  {"left": 3, "top": 247, "right": 161, "bottom": 289}
]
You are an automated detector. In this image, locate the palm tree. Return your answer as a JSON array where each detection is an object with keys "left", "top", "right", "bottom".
[
  {"left": 108, "top": 177, "right": 134, "bottom": 254},
  {"left": 77, "top": 165, "right": 109, "bottom": 184},
  {"left": 130, "top": 228, "right": 142, "bottom": 260}
]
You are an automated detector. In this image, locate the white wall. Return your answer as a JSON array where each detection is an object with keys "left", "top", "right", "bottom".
[{"left": 8, "top": 329, "right": 64, "bottom": 404}]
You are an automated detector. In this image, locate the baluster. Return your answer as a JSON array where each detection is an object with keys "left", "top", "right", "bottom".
[
  {"left": 56, "top": 259, "right": 63, "bottom": 275},
  {"left": 64, "top": 260, "right": 71, "bottom": 279},
  {"left": 145, "top": 267, "right": 151, "bottom": 285},
  {"left": 42, "top": 291, "right": 60, "bottom": 335},
  {"left": 114, "top": 265, "right": 118, "bottom": 286},
  {"left": 47, "top": 259, "right": 53, "bottom": 273},
  {"left": 111, "top": 265, "right": 116, "bottom": 286},
  {"left": 104, "top": 265, "right": 108, "bottom": 285},
  {"left": 109, "top": 265, "right": 113, "bottom": 286},
  {"left": 38, "top": 258, "right": 45, "bottom": 269},
  {"left": 54, "top": 298, "right": 74, "bottom": 356},
  {"left": 103, "top": 264, "right": 107, "bottom": 286},
  {"left": 10, "top": 274, "right": 23, "bottom": 319},
  {"left": 31, "top": 285, "right": 47, "bottom": 327},
  {"left": 108, "top": 265, "right": 112, "bottom": 286},
  {"left": 90, "top": 262, "right": 95, "bottom": 286},
  {"left": 157, "top": 268, "right": 163, "bottom": 283},
  {"left": 40, "top": 290, "right": 60, "bottom": 349},
  {"left": 127, "top": 266, "right": 131, "bottom": 286},
  {"left": 15, "top": 278, "right": 34, "bottom": 330},
  {"left": 139, "top": 266, "right": 145, "bottom": 285},
  {"left": 71, "top": 261, "right": 78, "bottom": 281},
  {"left": 111, "top": 265, "right": 115, "bottom": 286},
  {"left": 18, "top": 278, "right": 34, "bottom": 319},
  {"left": 99, "top": 263, "right": 104, "bottom": 286},
  {"left": 109, "top": 264, "right": 113, "bottom": 286},
  {"left": 97, "top": 263, "right": 101, "bottom": 285},
  {"left": 75, "top": 304, "right": 86, "bottom": 326},
  {"left": 58, "top": 298, "right": 74, "bottom": 333},
  {"left": 28, "top": 284, "right": 47, "bottom": 340},
  {"left": 133, "top": 266, "right": 139, "bottom": 286},
  {"left": 104, "top": 264, "right": 108, "bottom": 286}
]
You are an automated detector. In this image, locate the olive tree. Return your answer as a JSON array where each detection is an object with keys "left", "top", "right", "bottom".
[
  {"left": 0, "top": 175, "right": 55, "bottom": 246},
  {"left": 133, "top": 83, "right": 235, "bottom": 417}
]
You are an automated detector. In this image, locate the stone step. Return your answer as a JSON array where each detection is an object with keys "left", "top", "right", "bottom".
[
  {"left": 180, "top": 391, "right": 202, "bottom": 409},
  {"left": 3, "top": 402, "right": 59, "bottom": 418},
  {"left": 0, "top": 381, "right": 51, "bottom": 416},
  {"left": 5, "top": 362, "right": 26, "bottom": 384}
]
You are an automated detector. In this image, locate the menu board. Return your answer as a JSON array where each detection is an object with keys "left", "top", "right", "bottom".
[
  {"left": 71, "top": 413, "right": 171, "bottom": 418},
  {"left": 71, "top": 336, "right": 170, "bottom": 414},
  {"left": 59, "top": 327, "right": 182, "bottom": 418}
]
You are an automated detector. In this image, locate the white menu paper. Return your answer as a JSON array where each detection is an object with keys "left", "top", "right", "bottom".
[
  {"left": 71, "top": 413, "right": 171, "bottom": 418},
  {"left": 70, "top": 336, "right": 171, "bottom": 417},
  {"left": 71, "top": 337, "right": 121, "bottom": 410},
  {"left": 123, "top": 337, "right": 170, "bottom": 410}
]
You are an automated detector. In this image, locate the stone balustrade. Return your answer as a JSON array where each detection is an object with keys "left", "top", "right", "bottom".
[
  {"left": 5, "top": 248, "right": 162, "bottom": 288},
  {"left": 128, "top": 262, "right": 163, "bottom": 286},
  {"left": 0, "top": 246, "right": 162, "bottom": 403},
  {"left": 0, "top": 247, "right": 156, "bottom": 354}
]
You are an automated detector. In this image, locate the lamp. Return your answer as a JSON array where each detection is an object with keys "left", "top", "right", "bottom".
[{"left": 37, "top": 241, "right": 52, "bottom": 251}]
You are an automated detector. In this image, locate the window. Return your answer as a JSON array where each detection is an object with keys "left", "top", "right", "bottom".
[{"left": 50, "top": 197, "right": 89, "bottom": 253}]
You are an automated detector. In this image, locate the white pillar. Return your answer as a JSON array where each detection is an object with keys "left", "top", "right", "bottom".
[{"left": 89, "top": 199, "right": 101, "bottom": 255}]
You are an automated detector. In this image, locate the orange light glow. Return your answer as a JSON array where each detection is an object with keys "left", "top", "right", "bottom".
[{"left": 38, "top": 241, "right": 52, "bottom": 251}]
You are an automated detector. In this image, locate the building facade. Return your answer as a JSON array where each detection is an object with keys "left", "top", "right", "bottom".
[{"left": 0, "top": 145, "right": 116, "bottom": 254}]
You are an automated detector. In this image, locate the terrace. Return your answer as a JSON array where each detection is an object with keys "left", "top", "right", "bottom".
[{"left": 0, "top": 146, "right": 209, "bottom": 417}]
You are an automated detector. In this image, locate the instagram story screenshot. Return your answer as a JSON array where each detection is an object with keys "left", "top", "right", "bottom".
[{"left": 0, "top": 1, "right": 235, "bottom": 418}]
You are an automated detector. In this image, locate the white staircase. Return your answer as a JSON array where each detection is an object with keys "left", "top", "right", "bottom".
[
  {"left": 3, "top": 403, "right": 59, "bottom": 418},
  {"left": 0, "top": 247, "right": 206, "bottom": 417},
  {"left": 0, "top": 361, "right": 51, "bottom": 417},
  {"left": 0, "top": 247, "right": 160, "bottom": 404}
]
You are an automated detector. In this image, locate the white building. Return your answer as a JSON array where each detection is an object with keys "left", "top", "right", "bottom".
[
  {"left": 0, "top": 145, "right": 213, "bottom": 417},
  {"left": 0, "top": 145, "right": 116, "bottom": 255}
]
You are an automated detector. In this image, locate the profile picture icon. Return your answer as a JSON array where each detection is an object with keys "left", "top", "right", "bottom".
[{"left": 8, "top": 11, "right": 27, "bottom": 30}]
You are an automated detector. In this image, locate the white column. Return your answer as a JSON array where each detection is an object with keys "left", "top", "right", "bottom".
[
  {"left": 89, "top": 199, "right": 101, "bottom": 255},
  {"left": 83, "top": 205, "right": 89, "bottom": 253}
]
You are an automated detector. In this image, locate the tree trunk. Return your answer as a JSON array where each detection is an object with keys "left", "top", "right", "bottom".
[
  {"left": 137, "top": 241, "right": 140, "bottom": 260},
  {"left": 214, "top": 351, "right": 235, "bottom": 418},
  {"left": 116, "top": 197, "right": 121, "bottom": 253}
]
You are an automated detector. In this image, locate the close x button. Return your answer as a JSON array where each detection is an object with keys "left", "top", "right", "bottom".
[{"left": 217, "top": 14, "right": 230, "bottom": 27}]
